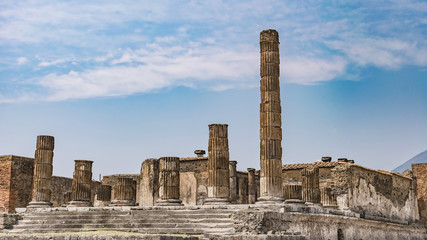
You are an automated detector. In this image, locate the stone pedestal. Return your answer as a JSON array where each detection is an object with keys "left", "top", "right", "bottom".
[
  {"left": 302, "top": 166, "right": 321, "bottom": 205},
  {"left": 247, "top": 168, "right": 257, "bottom": 204},
  {"left": 258, "top": 29, "right": 284, "bottom": 204},
  {"left": 111, "top": 177, "right": 136, "bottom": 206},
  {"left": 68, "top": 160, "right": 93, "bottom": 207},
  {"left": 229, "top": 161, "right": 238, "bottom": 203},
  {"left": 205, "top": 124, "right": 230, "bottom": 205},
  {"left": 28, "top": 135, "right": 54, "bottom": 208},
  {"left": 156, "top": 157, "right": 182, "bottom": 206}
]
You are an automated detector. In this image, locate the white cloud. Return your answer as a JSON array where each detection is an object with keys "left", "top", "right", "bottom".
[
  {"left": 17, "top": 57, "right": 28, "bottom": 65},
  {"left": 283, "top": 57, "right": 347, "bottom": 84}
]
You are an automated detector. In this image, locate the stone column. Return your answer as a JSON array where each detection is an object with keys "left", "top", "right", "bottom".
[
  {"left": 284, "top": 185, "right": 304, "bottom": 204},
  {"left": 320, "top": 187, "right": 338, "bottom": 208},
  {"left": 238, "top": 177, "right": 248, "bottom": 204},
  {"left": 111, "top": 177, "right": 136, "bottom": 206},
  {"left": 258, "top": 29, "right": 284, "bottom": 203},
  {"left": 205, "top": 124, "right": 230, "bottom": 205},
  {"left": 229, "top": 161, "right": 238, "bottom": 203},
  {"left": 68, "top": 160, "right": 93, "bottom": 207},
  {"left": 247, "top": 168, "right": 257, "bottom": 204},
  {"left": 301, "top": 166, "right": 321, "bottom": 205},
  {"left": 140, "top": 158, "right": 159, "bottom": 206},
  {"left": 94, "top": 185, "right": 112, "bottom": 207},
  {"left": 28, "top": 135, "right": 54, "bottom": 208},
  {"left": 156, "top": 157, "right": 182, "bottom": 206}
]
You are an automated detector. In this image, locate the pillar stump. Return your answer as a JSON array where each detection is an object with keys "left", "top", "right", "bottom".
[
  {"left": 205, "top": 124, "right": 230, "bottom": 205},
  {"left": 68, "top": 160, "right": 93, "bottom": 207},
  {"left": 156, "top": 157, "right": 182, "bottom": 206},
  {"left": 284, "top": 184, "right": 305, "bottom": 204},
  {"left": 302, "top": 166, "right": 321, "bottom": 205},
  {"left": 28, "top": 135, "right": 54, "bottom": 208},
  {"left": 320, "top": 187, "right": 338, "bottom": 208},
  {"left": 229, "top": 161, "right": 238, "bottom": 203},
  {"left": 95, "top": 185, "right": 112, "bottom": 207},
  {"left": 258, "top": 29, "right": 284, "bottom": 204},
  {"left": 247, "top": 168, "right": 257, "bottom": 204},
  {"left": 111, "top": 177, "right": 136, "bottom": 206}
]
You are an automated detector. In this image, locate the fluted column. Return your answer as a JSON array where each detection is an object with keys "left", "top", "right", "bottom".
[
  {"left": 301, "top": 166, "right": 321, "bottom": 205},
  {"left": 155, "top": 157, "right": 182, "bottom": 206},
  {"left": 238, "top": 177, "right": 248, "bottom": 204},
  {"left": 320, "top": 187, "right": 338, "bottom": 208},
  {"left": 205, "top": 124, "right": 230, "bottom": 205},
  {"left": 68, "top": 160, "right": 93, "bottom": 207},
  {"left": 247, "top": 168, "right": 256, "bottom": 204},
  {"left": 229, "top": 161, "right": 237, "bottom": 203},
  {"left": 258, "top": 29, "right": 284, "bottom": 203},
  {"left": 28, "top": 135, "right": 54, "bottom": 208},
  {"left": 284, "top": 185, "right": 305, "bottom": 204},
  {"left": 111, "top": 177, "right": 136, "bottom": 206},
  {"left": 94, "top": 185, "right": 112, "bottom": 207}
]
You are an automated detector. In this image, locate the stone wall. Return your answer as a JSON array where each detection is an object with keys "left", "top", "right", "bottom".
[
  {"left": 0, "top": 156, "right": 34, "bottom": 213},
  {"left": 332, "top": 164, "right": 418, "bottom": 223},
  {"left": 50, "top": 176, "right": 72, "bottom": 207},
  {"left": 412, "top": 163, "right": 427, "bottom": 226},
  {"left": 179, "top": 158, "right": 208, "bottom": 205}
]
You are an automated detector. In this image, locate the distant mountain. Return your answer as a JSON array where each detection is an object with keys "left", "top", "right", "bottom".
[{"left": 393, "top": 150, "right": 427, "bottom": 173}]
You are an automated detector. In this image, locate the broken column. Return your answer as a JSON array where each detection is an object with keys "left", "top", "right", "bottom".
[
  {"left": 28, "top": 135, "right": 54, "bottom": 208},
  {"left": 140, "top": 158, "right": 159, "bottom": 206},
  {"left": 238, "top": 177, "right": 248, "bottom": 204},
  {"left": 156, "top": 157, "right": 182, "bottom": 206},
  {"left": 301, "top": 166, "right": 321, "bottom": 205},
  {"left": 205, "top": 124, "right": 230, "bottom": 205},
  {"left": 68, "top": 160, "right": 93, "bottom": 207},
  {"left": 284, "top": 185, "right": 304, "bottom": 204},
  {"left": 247, "top": 168, "right": 256, "bottom": 204},
  {"left": 258, "top": 29, "right": 284, "bottom": 203},
  {"left": 95, "top": 185, "right": 112, "bottom": 207},
  {"left": 229, "top": 161, "right": 238, "bottom": 203},
  {"left": 320, "top": 187, "right": 338, "bottom": 208},
  {"left": 111, "top": 177, "right": 136, "bottom": 206}
]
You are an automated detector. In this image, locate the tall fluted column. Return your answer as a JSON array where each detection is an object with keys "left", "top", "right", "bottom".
[
  {"left": 156, "top": 157, "right": 182, "bottom": 206},
  {"left": 205, "top": 124, "right": 230, "bottom": 205},
  {"left": 247, "top": 168, "right": 257, "bottom": 204},
  {"left": 28, "top": 135, "right": 54, "bottom": 208},
  {"left": 111, "top": 177, "right": 136, "bottom": 206},
  {"left": 258, "top": 29, "right": 284, "bottom": 203},
  {"left": 301, "top": 166, "right": 321, "bottom": 205},
  {"left": 68, "top": 160, "right": 93, "bottom": 207},
  {"left": 229, "top": 161, "right": 238, "bottom": 203}
]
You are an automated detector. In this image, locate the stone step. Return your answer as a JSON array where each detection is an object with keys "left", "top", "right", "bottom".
[
  {"left": 18, "top": 217, "right": 232, "bottom": 225},
  {"left": 7, "top": 227, "right": 220, "bottom": 235},
  {"left": 12, "top": 222, "right": 234, "bottom": 230}
]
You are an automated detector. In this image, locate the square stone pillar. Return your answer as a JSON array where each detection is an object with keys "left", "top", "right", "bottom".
[{"left": 229, "top": 161, "right": 238, "bottom": 203}]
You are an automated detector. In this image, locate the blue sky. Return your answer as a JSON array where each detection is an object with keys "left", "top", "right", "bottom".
[{"left": 1, "top": 0, "right": 426, "bottom": 178}]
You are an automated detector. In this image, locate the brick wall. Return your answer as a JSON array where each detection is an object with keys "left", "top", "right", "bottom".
[
  {"left": 0, "top": 156, "right": 13, "bottom": 213},
  {"left": 10, "top": 156, "right": 34, "bottom": 210},
  {"left": 412, "top": 163, "right": 427, "bottom": 226}
]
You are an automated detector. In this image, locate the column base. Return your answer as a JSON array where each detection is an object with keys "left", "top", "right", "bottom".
[
  {"left": 284, "top": 199, "right": 305, "bottom": 204},
  {"left": 323, "top": 205, "right": 339, "bottom": 209},
  {"left": 305, "top": 202, "right": 323, "bottom": 207},
  {"left": 67, "top": 201, "right": 92, "bottom": 207},
  {"left": 156, "top": 199, "right": 183, "bottom": 206},
  {"left": 256, "top": 196, "right": 284, "bottom": 204},
  {"left": 110, "top": 200, "right": 136, "bottom": 206},
  {"left": 204, "top": 197, "right": 230, "bottom": 205},
  {"left": 27, "top": 201, "right": 53, "bottom": 208}
]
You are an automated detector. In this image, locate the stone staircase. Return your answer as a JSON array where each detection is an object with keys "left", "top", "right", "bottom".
[{"left": 6, "top": 207, "right": 236, "bottom": 237}]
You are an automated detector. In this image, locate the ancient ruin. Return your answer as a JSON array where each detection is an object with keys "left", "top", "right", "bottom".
[{"left": 0, "top": 29, "right": 426, "bottom": 240}]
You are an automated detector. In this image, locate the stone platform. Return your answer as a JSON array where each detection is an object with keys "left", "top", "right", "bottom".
[{"left": 1, "top": 204, "right": 425, "bottom": 240}]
